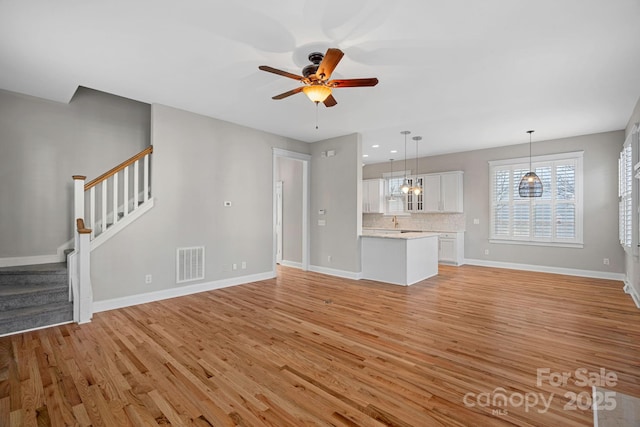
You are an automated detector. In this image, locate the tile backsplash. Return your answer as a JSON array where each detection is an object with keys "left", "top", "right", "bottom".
[{"left": 363, "top": 213, "right": 466, "bottom": 232}]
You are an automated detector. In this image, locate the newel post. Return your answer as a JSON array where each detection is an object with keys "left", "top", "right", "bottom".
[
  {"left": 76, "top": 218, "right": 93, "bottom": 323},
  {"left": 72, "top": 175, "right": 86, "bottom": 249}
]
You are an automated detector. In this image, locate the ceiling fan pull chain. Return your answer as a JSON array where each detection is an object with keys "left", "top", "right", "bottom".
[{"left": 315, "top": 102, "right": 319, "bottom": 130}]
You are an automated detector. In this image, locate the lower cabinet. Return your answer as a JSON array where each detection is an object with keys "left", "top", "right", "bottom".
[{"left": 438, "top": 232, "right": 464, "bottom": 265}]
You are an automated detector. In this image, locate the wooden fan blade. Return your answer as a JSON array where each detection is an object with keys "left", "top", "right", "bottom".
[
  {"left": 259, "top": 65, "right": 304, "bottom": 81},
  {"left": 316, "top": 48, "right": 344, "bottom": 81},
  {"left": 272, "top": 87, "right": 304, "bottom": 100},
  {"left": 329, "top": 78, "right": 379, "bottom": 88},
  {"left": 323, "top": 94, "right": 337, "bottom": 107}
]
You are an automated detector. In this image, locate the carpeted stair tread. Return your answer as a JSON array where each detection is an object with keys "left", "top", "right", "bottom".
[
  {"left": 0, "top": 263, "right": 72, "bottom": 336},
  {"left": 0, "top": 301, "right": 73, "bottom": 335},
  {"left": 0, "top": 262, "right": 67, "bottom": 274}
]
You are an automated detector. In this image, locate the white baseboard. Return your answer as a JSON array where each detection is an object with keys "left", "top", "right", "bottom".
[
  {"left": 93, "top": 270, "right": 276, "bottom": 313},
  {"left": 308, "top": 265, "right": 363, "bottom": 280},
  {"left": 623, "top": 279, "right": 640, "bottom": 309},
  {"left": 0, "top": 253, "right": 65, "bottom": 268},
  {"left": 279, "top": 260, "right": 303, "bottom": 269},
  {"left": 464, "top": 258, "right": 626, "bottom": 281},
  {"left": 0, "top": 238, "right": 73, "bottom": 268}
]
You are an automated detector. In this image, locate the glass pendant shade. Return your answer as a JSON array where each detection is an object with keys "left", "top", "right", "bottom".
[
  {"left": 412, "top": 185, "right": 422, "bottom": 196},
  {"left": 400, "top": 180, "right": 410, "bottom": 194},
  {"left": 519, "top": 130, "right": 543, "bottom": 197},
  {"left": 519, "top": 172, "right": 543, "bottom": 197},
  {"left": 302, "top": 85, "right": 332, "bottom": 103}
]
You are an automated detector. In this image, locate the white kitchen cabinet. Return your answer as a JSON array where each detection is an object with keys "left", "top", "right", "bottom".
[
  {"left": 438, "top": 232, "right": 465, "bottom": 265},
  {"left": 421, "top": 171, "right": 463, "bottom": 213},
  {"left": 405, "top": 176, "right": 424, "bottom": 212},
  {"left": 362, "top": 179, "right": 385, "bottom": 213}
]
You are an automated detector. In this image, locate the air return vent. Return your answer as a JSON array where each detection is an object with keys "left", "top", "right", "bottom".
[{"left": 176, "top": 246, "right": 205, "bottom": 283}]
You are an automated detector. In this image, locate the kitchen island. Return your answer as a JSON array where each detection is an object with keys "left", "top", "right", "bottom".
[{"left": 360, "top": 231, "right": 439, "bottom": 286}]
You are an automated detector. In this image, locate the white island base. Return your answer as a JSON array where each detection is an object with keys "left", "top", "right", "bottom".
[{"left": 361, "top": 232, "right": 439, "bottom": 286}]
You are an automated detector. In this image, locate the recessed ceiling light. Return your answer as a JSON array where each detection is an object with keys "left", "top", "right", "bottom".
[
  {"left": 372, "top": 144, "right": 380, "bottom": 148},
  {"left": 390, "top": 150, "right": 398, "bottom": 153},
  {"left": 363, "top": 154, "right": 369, "bottom": 157}
]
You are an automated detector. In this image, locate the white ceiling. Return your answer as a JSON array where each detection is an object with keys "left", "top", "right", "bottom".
[{"left": 2, "top": 0, "right": 640, "bottom": 164}]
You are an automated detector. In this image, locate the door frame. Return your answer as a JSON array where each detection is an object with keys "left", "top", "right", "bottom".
[{"left": 272, "top": 148, "right": 311, "bottom": 273}]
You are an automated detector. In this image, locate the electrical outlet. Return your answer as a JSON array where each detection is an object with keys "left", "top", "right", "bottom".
[
  {"left": 473, "top": 218, "right": 480, "bottom": 225},
  {"left": 327, "top": 255, "right": 332, "bottom": 262},
  {"left": 145, "top": 274, "right": 152, "bottom": 284},
  {"left": 241, "top": 261, "right": 246, "bottom": 269},
  {"left": 603, "top": 258, "right": 610, "bottom": 265},
  {"left": 484, "top": 249, "right": 489, "bottom": 255},
  {"left": 232, "top": 263, "right": 237, "bottom": 270}
]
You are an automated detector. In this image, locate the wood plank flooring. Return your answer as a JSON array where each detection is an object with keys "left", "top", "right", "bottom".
[{"left": 1, "top": 265, "right": 639, "bottom": 426}]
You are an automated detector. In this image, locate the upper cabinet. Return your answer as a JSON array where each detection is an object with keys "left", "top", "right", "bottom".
[
  {"left": 409, "top": 171, "right": 464, "bottom": 213},
  {"left": 362, "top": 178, "right": 385, "bottom": 213}
]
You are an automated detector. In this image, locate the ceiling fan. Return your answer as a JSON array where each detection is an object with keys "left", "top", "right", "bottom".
[{"left": 258, "top": 48, "right": 379, "bottom": 107}]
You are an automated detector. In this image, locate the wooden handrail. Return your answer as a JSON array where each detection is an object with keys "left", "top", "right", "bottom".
[
  {"left": 84, "top": 146, "right": 153, "bottom": 191},
  {"left": 76, "top": 218, "right": 92, "bottom": 234}
]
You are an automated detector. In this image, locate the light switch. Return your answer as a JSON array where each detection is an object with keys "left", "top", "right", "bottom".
[
  {"left": 473, "top": 218, "right": 480, "bottom": 224},
  {"left": 318, "top": 219, "right": 326, "bottom": 226}
]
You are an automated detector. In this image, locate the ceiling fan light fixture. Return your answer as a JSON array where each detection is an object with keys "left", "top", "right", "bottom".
[{"left": 302, "top": 85, "right": 332, "bottom": 103}]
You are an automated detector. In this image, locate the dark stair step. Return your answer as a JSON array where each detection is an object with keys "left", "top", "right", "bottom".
[
  {"left": 0, "top": 283, "right": 69, "bottom": 311},
  {"left": 0, "top": 262, "right": 67, "bottom": 287},
  {"left": 0, "top": 301, "right": 73, "bottom": 336}
]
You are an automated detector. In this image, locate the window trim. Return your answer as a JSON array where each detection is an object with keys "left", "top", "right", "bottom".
[
  {"left": 382, "top": 170, "right": 411, "bottom": 216},
  {"left": 489, "top": 151, "right": 584, "bottom": 247}
]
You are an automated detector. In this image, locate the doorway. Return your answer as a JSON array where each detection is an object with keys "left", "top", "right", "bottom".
[{"left": 272, "top": 148, "right": 310, "bottom": 273}]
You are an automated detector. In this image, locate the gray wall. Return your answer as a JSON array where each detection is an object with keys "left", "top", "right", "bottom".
[
  {"left": 364, "top": 131, "right": 625, "bottom": 274},
  {"left": 625, "top": 96, "right": 640, "bottom": 296},
  {"left": 91, "top": 104, "right": 310, "bottom": 301},
  {"left": 0, "top": 87, "right": 150, "bottom": 258},
  {"left": 310, "top": 133, "right": 362, "bottom": 273},
  {"left": 275, "top": 156, "right": 303, "bottom": 264}
]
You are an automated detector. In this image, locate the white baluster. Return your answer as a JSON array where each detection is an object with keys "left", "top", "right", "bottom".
[
  {"left": 144, "top": 153, "right": 149, "bottom": 202},
  {"left": 90, "top": 187, "right": 96, "bottom": 239},
  {"left": 134, "top": 159, "right": 139, "bottom": 211},
  {"left": 101, "top": 180, "right": 107, "bottom": 233},
  {"left": 113, "top": 172, "right": 119, "bottom": 225},
  {"left": 123, "top": 165, "right": 129, "bottom": 216}
]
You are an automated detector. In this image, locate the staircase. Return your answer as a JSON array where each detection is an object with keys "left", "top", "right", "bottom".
[
  {"left": 0, "top": 146, "right": 154, "bottom": 335},
  {"left": 0, "top": 263, "right": 73, "bottom": 336}
]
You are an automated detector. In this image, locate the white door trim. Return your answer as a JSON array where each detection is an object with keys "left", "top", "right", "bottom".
[{"left": 273, "top": 148, "right": 311, "bottom": 272}]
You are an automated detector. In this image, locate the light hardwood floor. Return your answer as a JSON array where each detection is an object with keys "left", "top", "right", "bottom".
[{"left": 1, "top": 265, "right": 639, "bottom": 426}]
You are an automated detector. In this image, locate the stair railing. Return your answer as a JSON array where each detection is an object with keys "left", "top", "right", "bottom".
[
  {"left": 69, "top": 146, "right": 153, "bottom": 323},
  {"left": 73, "top": 146, "right": 153, "bottom": 242}
]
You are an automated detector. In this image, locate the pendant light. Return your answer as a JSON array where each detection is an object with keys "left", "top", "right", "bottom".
[
  {"left": 412, "top": 136, "right": 422, "bottom": 195},
  {"left": 388, "top": 158, "right": 396, "bottom": 201},
  {"left": 518, "top": 130, "right": 543, "bottom": 197},
  {"left": 400, "top": 131, "right": 411, "bottom": 194}
]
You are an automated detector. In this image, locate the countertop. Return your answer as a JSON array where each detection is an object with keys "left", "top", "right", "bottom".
[
  {"left": 362, "top": 227, "right": 464, "bottom": 234},
  {"left": 360, "top": 231, "right": 440, "bottom": 240}
]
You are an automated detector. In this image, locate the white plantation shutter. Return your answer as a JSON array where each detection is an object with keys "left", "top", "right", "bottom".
[
  {"left": 619, "top": 130, "right": 637, "bottom": 251},
  {"left": 489, "top": 152, "right": 583, "bottom": 246}
]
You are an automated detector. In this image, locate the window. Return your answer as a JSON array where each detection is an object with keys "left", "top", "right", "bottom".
[
  {"left": 619, "top": 125, "right": 638, "bottom": 252},
  {"left": 489, "top": 152, "right": 583, "bottom": 247},
  {"left": 383, "top": 170, "right": 409, "bottom": 214}
]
